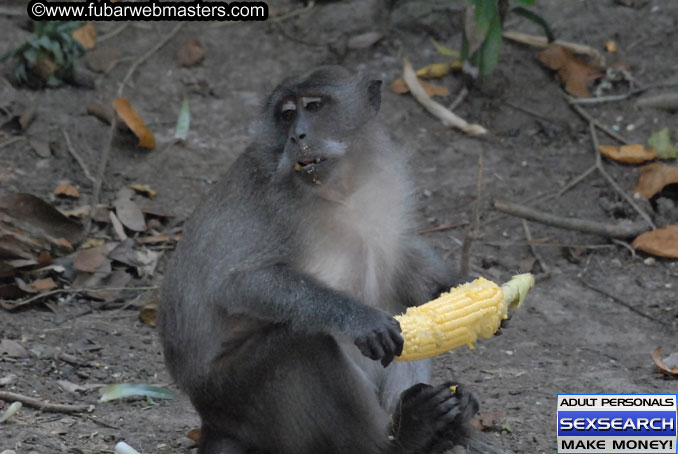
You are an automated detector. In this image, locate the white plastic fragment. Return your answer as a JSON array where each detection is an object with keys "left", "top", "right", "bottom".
[
  {"left": 115, "top": 442, "right": 141, "bottom": 454},
  {"left": 0, "top": 402, "right": 22, "bottom": 423}
]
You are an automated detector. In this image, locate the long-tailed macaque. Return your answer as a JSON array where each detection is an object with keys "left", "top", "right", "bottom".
[{"left": 159, "top": 66, "right": 479, "bottom": 454}]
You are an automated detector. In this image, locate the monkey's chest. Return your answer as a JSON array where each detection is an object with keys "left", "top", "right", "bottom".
[{"left": 297, "top": 217, "right": 403, "bottom": 310}]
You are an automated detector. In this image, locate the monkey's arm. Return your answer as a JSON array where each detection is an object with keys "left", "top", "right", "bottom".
[
  {"left": 219, "top": 263, "right": 404, "bottom": 366},
  {"left": 395, "top": 239, "right": 468, "bottom": 308}
]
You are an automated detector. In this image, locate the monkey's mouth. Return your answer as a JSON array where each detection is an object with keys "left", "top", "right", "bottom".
[{"left": 294, "top": 157, "right": 325, "bottom": 172}]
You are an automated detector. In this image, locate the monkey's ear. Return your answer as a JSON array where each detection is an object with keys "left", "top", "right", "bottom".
[{"left": 367, "top": 80, "right": 382, "bottom": 114}]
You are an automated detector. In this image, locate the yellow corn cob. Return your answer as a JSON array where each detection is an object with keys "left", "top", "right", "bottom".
[{"left": 395, "top": 274, "right": 534, "bottom": 361}]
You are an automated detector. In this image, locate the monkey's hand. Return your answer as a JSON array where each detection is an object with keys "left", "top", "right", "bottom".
[{"left": 352, "top": 308, "right": 404, "bottom": 367}]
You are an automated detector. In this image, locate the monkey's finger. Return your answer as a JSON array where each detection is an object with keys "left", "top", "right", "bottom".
[
  {"left": 379, "top": 329, "right": 398, "bottom": 357},
  {"left": 500, "top": 314, "right": 512, "bottom": 329},
  {"left": 381, "top": 352, "right": 395, "bottom": 367},
  {"left": 355, "top": 337, "right": 382, "bottom": 361}
]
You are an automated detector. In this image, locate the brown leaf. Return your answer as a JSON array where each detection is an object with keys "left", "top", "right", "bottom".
[
  {"left": 74, "top": 246, "right": 110, "bottom": 273},
  {"left": 538, "top": 44, "right": 604, "bottom": 97},
  {"left": 136, "top": 233, "right": 182, "bottom": 245},
  {"left": 61, "top": 205, "right": 91, "bottom": 219},
  {"left": 82, "top": 268, "right": 132, "bottom": 301},
  {"left": 633, "top": 163, "right": 678, "bottom": 198},
  {"left": 598, "top": 144, "right": 656, "bottom": 164},
  {"left": 0, "top": 193, "right": 83, "bottom": 246},
  {"left": 85, "top": 47, "right": 121, "bottom": 73},
  {"left": 54, "top": 183, "right": 80, "bottom": 199},
  {"left": 632, "top": 225, "right": 678, "bottom": 258},
  {"left": 139, "top": 298, "right": 158, "bottom": 326},
  {"left": 112, "top": 98, "right": 156, "bottom": 149},
  {"left": 347, "top": 31, "right": 383, "bottom": 49},
  {"left": 652, "top": 347, "right": 678, "bottom": 375},
  {"left": 21, "top": 277, "right": 57, "bottom": 292},
  {"left": 72, "top": 23, "right": 96, "bottom": 50},
  {"left": 186, "top": 428, "right": 201, "bottom": 443},
  {"left": 129, "top": 184, "right": 156, "bottom": 200},
  {"left": 471, "top": 410, "right": 507, "bottom": 431},
  {"left": 390, "top": 77, "right": 450, "bottom": 97},
  {"left": 176, "top": 39, "right": 205, "bottom": 67}
]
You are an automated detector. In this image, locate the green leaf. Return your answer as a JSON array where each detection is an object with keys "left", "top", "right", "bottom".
[
  {"left": 510, "top": 6, "right": 555, "bottom": 42},
  {"left": 649, "top": 128, "right": 678, "bottom": 159},
  {"left": 174, "top": 97, "right": 191, "bottom": 141},
  {"left": 468, "top": 0, "right": 498, "bottom": 36},
  {"left": 99, "top": 384, "right": 175, "bottom": 402},
  {"left": 24, "top": 48, "right": 37, "bottom": 65},
  {"left": 513, "top": 0, "right": 535, "bottom": 6},
  {"left": 474, "top": 10, "right": 503, "bottom": 75},
  {"left": 431, "top": 38, "right": 460, "bottom": 58}
]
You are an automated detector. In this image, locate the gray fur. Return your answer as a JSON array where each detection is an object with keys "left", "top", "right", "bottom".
[{"left": 159, "top": 66, "right": 472, "bottom": 454}]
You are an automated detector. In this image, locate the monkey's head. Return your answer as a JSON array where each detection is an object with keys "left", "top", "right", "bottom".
[{"left": 263, "top": 66, "right": 383, "bottom": 189}]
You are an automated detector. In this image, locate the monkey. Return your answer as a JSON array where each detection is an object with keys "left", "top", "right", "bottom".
[{"left": 158, "top": 66, "right": 480, "bottom": 454}]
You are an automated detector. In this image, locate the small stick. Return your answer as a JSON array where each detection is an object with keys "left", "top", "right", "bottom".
[
  {"left": 557, "top": 165, "right": 596, "bottom": 197},
  {"left": 0, "top": 286, "right": 159, "bottom": 311},
  {"left": 97, "top": 23, "right": 130, "bottom": 42},
  {"left": 61, "top": 129, "right": 95, "bottom": 183},
  {"left": 0, "top": 391, "right": 91, "bottom": 413},
  {"left": 579, "top": 279, "right": 669, "bottom": 326},
  {"left": 587, "top": 122, "right": 655, "bottom": 229},
  {"left": 0, "top": 136, "right": 24, "bottom": 150},
  {"left": 402, "top": 58, "right": 487, "bottom": 136},
  {"left": 494, "top": 200, "right": 648, "bottom": 239},
  {"left": 502, "top": 30, "right": 604, "bottom": 66},
  {"left": 522, "top": 220, "right": 551, "bottom": 278},
  {"left": 569, "top": 102, "right": 629, "bottom": 145},
  {"left": 448, "top": 86, "right": 469, "bottom": 112},
  {"left": 418, "top": 220, "right": 469, "bottom": 234}
]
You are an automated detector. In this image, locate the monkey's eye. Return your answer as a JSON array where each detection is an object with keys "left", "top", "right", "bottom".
[
  {"left": 280, "top": 101, "right": 296, "bottom": 121},
  {"left": 303, "top": 97, "right": 323, "bottom": 112}
]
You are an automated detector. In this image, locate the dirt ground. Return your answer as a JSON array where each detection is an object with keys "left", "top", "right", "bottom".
[{"left": 1, "top": 0, "right": 677, "bottom": 453}]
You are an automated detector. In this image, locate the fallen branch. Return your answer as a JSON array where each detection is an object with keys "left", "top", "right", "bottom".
[
  {"left": 580, "top": 279, "right": 669, "bottom": 326},
  {"left": 636, "top": 92, "right": 678, "bottom": 111},
  {"left": 568, "top": 102, "right": 629, "bottom": 145},
  {"left": 418, "top": 220, "right": 469, "bottom": 234},
  {"left": 494, "top": 200, "right": 647, "bottom": 239},
  {"left": 62, "top": 128, "right": 95, "bottom": 184},
  {"left": 402, "top": 58, "right": 487, "bottom": 136},
  {"left": 0, "top": 391, "right": 92, "bottom": 413},
  {"left": 503, "top": 30, "right": 604, "bottom": 67}
]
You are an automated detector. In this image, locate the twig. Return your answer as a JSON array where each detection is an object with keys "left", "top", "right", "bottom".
[
  {"left": 448, "top": 86, "right": 469, "bottom": 111},
  {"left": 0, "top": 286, "right": 159, "bottom": 311},
  {"left": 611, "top": 238, "right": 636, "bottom": 258},
  {"left": 557, "top": 165, "right": 596, "bottom": 197},
  {"left": 461, "top": 152, "right": 484, "bottom": 275},
  {"left": 568, "top": 102, "right": 629, "bottom": 145},
  {"left": 0, "top": 136, "right": 24, "bottom": 150},
  {"left": 521, "top": 219, "right": 551, "bottom": 279},
  {"left": 587, "top": 122, "right": 655, "bottom": 229},
  {"left": 418, "top": 220, "right": 469, "bottom": 234},
  {"left": 0, "top": 391, "right": 92, "bottom": 413},
  {"left": 269, "top": 0, "right": 315, "bottom": 22},
  {"left": 402, "top": 58, "right": 487, "bottom": 136},
  {"left": 494, "top": 200, "right": 648, "bottom": 239},
  {"left": 97, "top": 23, "right": 130, "bottom": 43},
  {"left": 636, "top": 92, "right": 678, "bottom": 111},
  {"left": 61, "top": 129, "right": 95, "bottom": 184},
  {"left": 118, "top": 21, "right": 185, "bottom": 96},
  {"left": 503, "top": 30, "right": 604, "bottom": 67},
  {"left": 579, "top": 279, "right": 669, "bottom": 326}
]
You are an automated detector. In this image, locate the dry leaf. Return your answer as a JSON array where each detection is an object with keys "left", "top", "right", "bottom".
[
  {"left": 652, "top": 347, "right": 678, "bottom": 375},
  {"left": 30, "top": 277, "right": 57, "bottom": 292},
  {"left": 415, "top": 61, "right": 461, "bottom": 79},
  {"left": 136, "top": 233, "right": 181, "bottom": 244},
  {"left": 139, "top": 299, "right": 158, "bottom": 326},
  {"left": 129, "top": 184, "right": 156, "bottom": 200},
  {"left": 54, "top": 183, "right": 80, "bottom": 198},
  {"left": 390, "top": 77, "right": 450, "bottom": 97},
  {"left": 176, "top": 39, "right": 205, "bottom": 67},
  {"left": 112, "top": 98, "right": 156, "bottom": 149},
  {"left": 347, "top": 31, "right": 383, "bottom": 49},
  {"left": 74, "top": 246, "right": 110, "bottom": 272},
  {"left": 61, "top": 205, "right": 90, "bottom": 219},
  {"left": 85, "top": 47, "right": 121, "bottom": 73},
  {"left": 0, "top": 339, "right": 28, "bottom": 358},
  {"left": 471, "top": 410, "right": 508, "bottom": 431},
  {"left": 72, "top": 23, "right": 96, "bottom": 50},
  {"left": 186, "top": 428, "right": 201, "bottom": 443},
  {"left": 538, "top": 44, "right": 604, "bottom": 97},
  {"left": 598, "top": 144, "right": 656, "bottom": 164},
  {"left": 632, "top": 225, "right": 678, "bottom": 258},
  {"left": 29, "top": 139, "right": 52, "bottom": 158},
  {"left": 114, "top": 198, "right": 146, "bottom": 232},
  {"left": 633, "top": 163, "right": 678, "bottom": 198},
  {"left": 604, "top": 40, "right": 617, "bottom": 53}
]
